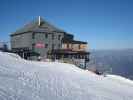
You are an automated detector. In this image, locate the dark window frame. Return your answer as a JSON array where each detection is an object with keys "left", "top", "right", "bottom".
[
  {"left": 45, "top": 33, "right": 48, "bottom": 39},
  {"left": 45, "top": 43, "right": 48, "bottom": 48},
  {"left": 67, "top": 44, "right": 69, "bottom": 49},
  {"left": 32, "top": 33, "right": 35, "bottom": 39},
  {"left": 52, "top": 34, "right": 54, "bottom": 40},
  {"left": 32, "top": 43, "right": 35, "bottom": 51},
  {"left": 52, "top": 44, "right": 55, "bottom": 50},
  {"left": 58, "top": 44, "right": 61, "bottom": 48},
  {"left": 58, "top": 35, "right": 61, "bottom": 40},
  {"left": 79, "top": 44, "right": 81, "bottom": 49}
]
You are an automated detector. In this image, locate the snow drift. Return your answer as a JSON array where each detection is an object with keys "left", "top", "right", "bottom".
[{"left": 0, "top": 51, "right": 133, "bottom": 100}]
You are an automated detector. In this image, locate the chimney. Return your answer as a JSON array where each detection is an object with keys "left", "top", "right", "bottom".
[{"left": 38, "top": 16, "right": 41, "bottom": 26}]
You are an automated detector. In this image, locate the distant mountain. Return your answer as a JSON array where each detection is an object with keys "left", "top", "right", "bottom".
[{"left": 87, "top": 49, "right": 133, "bottom": 80}]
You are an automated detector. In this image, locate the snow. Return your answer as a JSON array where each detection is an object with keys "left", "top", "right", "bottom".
[{"left": 0, "top": 51, "right": 133, "bottom": 100}]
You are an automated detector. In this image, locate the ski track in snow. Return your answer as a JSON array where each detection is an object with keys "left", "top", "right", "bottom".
[{"left": 0, "top": 51, "right": 133, "bottom": 100}]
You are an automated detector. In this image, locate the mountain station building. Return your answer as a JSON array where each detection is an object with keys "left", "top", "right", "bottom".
[{"left": 10, "top": 17, "right": 90, "bottom": 68}]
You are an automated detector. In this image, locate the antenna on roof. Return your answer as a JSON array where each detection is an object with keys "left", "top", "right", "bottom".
[{"left": 38, "top": 16, "right": 41, "bottom": 26}]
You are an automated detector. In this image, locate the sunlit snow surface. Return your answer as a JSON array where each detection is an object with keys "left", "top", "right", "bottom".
[{"left": 0, "top": 52, "right": 133, "bottom": 100}]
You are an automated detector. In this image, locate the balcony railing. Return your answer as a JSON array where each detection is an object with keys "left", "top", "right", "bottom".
[{"left": 62, "top": 43, "right": 88, "bottom": 52}]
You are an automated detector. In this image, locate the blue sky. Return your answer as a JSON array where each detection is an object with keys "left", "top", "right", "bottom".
[{"left": 0, "top": 0, "right": 133, "bottom": 50}]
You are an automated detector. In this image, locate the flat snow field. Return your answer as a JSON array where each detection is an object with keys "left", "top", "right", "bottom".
[{"left": 0, "top": 51, "right": 133, "bottom": 100}]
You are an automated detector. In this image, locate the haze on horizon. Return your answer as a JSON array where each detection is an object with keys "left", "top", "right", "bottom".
[{"left": 0, "top": 0, "right": 133, "bottom": 50}]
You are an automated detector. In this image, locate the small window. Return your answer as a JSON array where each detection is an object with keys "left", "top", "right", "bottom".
[
  {"left": 32, "top": 33, "right": 35, "bottom": 39},
  {"left": 32, "top": 43, "right": 35, "bottom": 51},
  {"left": 52, "top": 34, "right": 54, "bottom": 39},
  {"left": 58, "top": 44, "right": 61, "bottom": 48},
  {"left": 52, "top": 44, "right": 55, "bottom": 50},
  {"left": 67, "top": 44, "right": 69, "bottom": 49},
  {"left": 45, "top": 33, "right": 48, "bottom": 39},
  {"left": 45, "top": 44, "right": 48, "bottom": 48},
  {"left": 79, "top": 44, "right": 81, "bottom": 49},
  {"left": 58, "top": 35, "right": 61, "bottom": 40}
]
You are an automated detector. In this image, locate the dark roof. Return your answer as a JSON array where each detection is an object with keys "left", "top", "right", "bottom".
[
  {"left": 11, "top": 17, "right": 65, "bottom": 35},
  {"left": 62, "top": 38, "right": 87, "bottom": 44}
]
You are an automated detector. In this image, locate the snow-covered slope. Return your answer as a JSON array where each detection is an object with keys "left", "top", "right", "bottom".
[{"left": 0, "top": 52, "right": 133, "bottom": 100}]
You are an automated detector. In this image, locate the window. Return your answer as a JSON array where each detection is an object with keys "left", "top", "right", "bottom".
[
  {"left": 52, "top": 44, "right": 55, "bottom": 50},
  {"left": 58, "top": 44, "right": 61, "bottom": 48},
  {"left": 45, "top": 44, "right": 48, "bottom": 48},
  {"left": 52, "top": 34, "right": 54, "bottom": 39},
  {"left": 79, "top": 44, "right": 81, "bottom": 49},
  {"left": 32, "top": 43, "right": 35, "bottom": 51},
  {"left": 67, "top": 44, "right": 69, "bottom": 49},
  {"left": 45, "top": 33, "right": 48, "bottom": 39},
  {"left": 58, "top": 35, "right": 61, "bottom": 40},
  {"left": 32, "top": 33, "right": 35, "bottom": 39}
]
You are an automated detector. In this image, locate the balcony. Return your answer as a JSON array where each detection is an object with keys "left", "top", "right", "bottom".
[{"left": 62, "top": 43, "right": 88, "bottom": 52}]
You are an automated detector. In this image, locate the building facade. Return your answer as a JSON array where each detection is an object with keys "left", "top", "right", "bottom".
[{"left": 10, "top": 17, "right": 89, "bottom": 66}]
